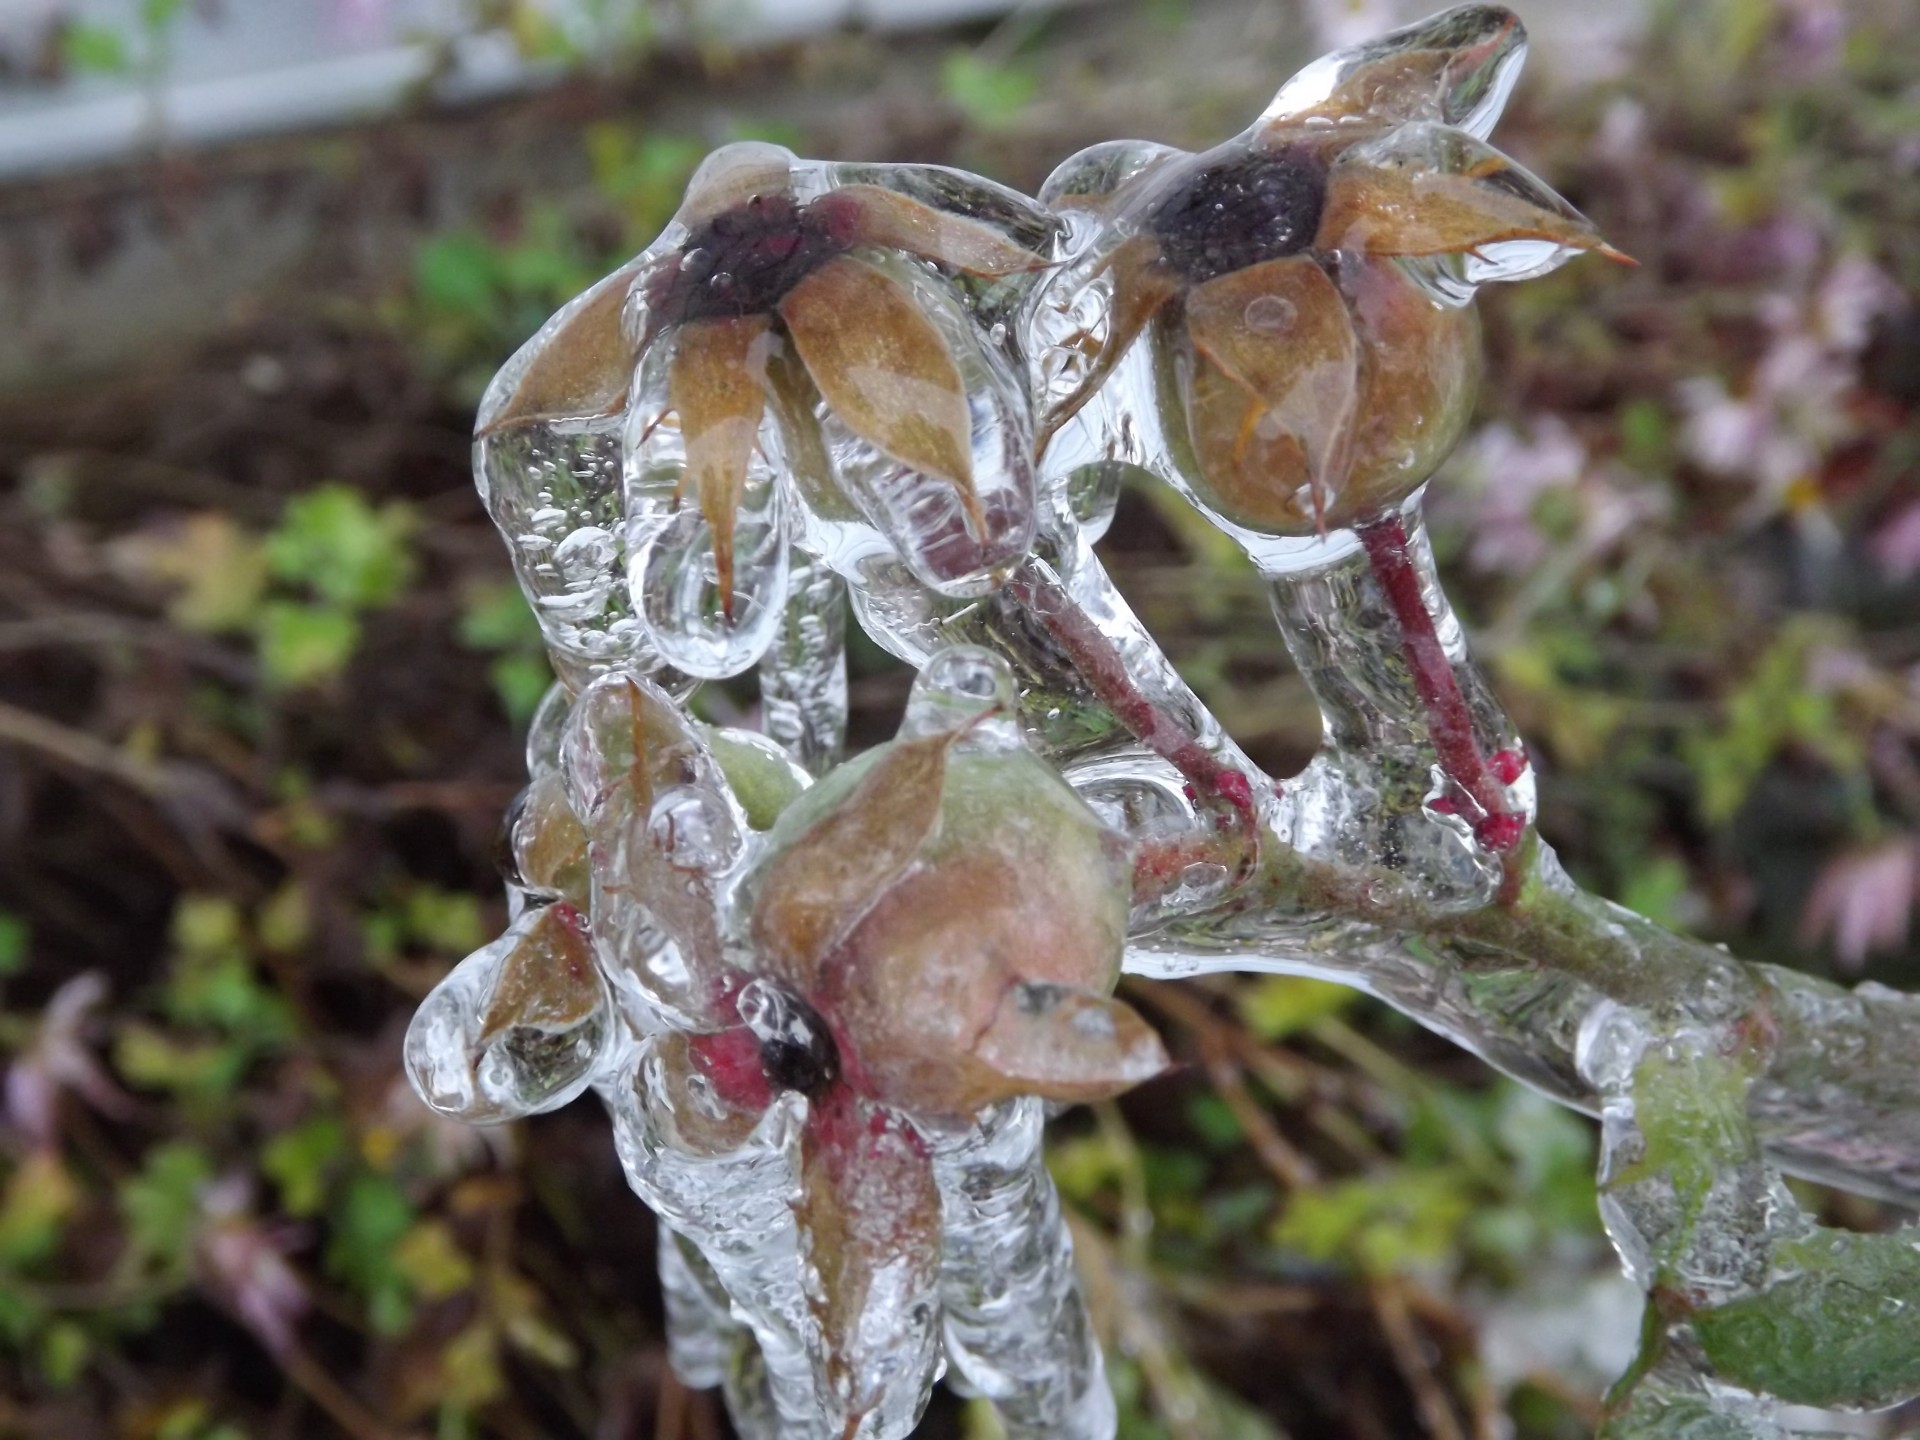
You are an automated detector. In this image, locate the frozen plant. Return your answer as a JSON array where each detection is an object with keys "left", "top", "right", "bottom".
[{"left": 409, "top": 7, "right": 1920, "bottom": 1437}]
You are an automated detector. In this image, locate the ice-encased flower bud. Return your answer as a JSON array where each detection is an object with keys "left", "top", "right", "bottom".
[
  {"left": 1028, "top": 2, "right": 1623, "bottom": 566},
  {"left": 747, "top": 649, "right": 1166, "bottom": 1120}
]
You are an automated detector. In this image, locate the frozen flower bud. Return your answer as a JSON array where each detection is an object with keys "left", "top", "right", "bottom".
[
  {"left": 479, "top": 138, "right": 1061, "bottom": 691},
  {"left": 1032, "top": 3, "right": 1629, "bottom": 555},
  {"left": 748, "top": 650, "right": 1167, "bottom": 1120}
]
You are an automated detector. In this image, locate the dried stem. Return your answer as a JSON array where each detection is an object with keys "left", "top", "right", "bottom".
[{"left": 1370, "top": 1279, "right": 1468, "bottom": 1440}]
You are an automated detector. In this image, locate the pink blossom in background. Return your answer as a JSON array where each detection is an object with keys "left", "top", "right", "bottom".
[
  {"left": 197, "top": 1174, "right": 309, "bottom": 1358},
  {"left": 326, "top": 0, "right": 394, "bottom": 46},
  {"left": 1870, "top": 502, "right": 1920, "bottom": 582},
  {"left": 1776, "top": 0, "right": 1852, "bottom": 76},
  {"left": 1803, "top": 642, "right": 1874, "bottom": 696},
  {"left": 1451, "top": 417, "right": 1587, "bottom": 574},
  {"left": 1800, "top": 835, "right": 1920, "bottom": 971},
  {"left": 1590, "top": 97, "right": 1649, "bottom": 167},
  {"left": 1677, "top": 254, "right": 1905, "bottom": 518},
  {"left": 1896, "top": 91, "right": 1920, "bottom": 173},
  {"left": 1442, "top": 416, "right": 1666, "bottom": 580},
  {"left": 1815, "top": 255, "right": 1903, "bottom": 351},
  {"left": 3, "top": 971, "right": 134, "bottom": 1148}
]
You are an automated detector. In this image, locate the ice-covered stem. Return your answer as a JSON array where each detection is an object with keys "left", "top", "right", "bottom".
[
  {"left": 1005, "top": 555, "right": 1258, "bottom": 848},
  {"left": 1135, "top": 765, "right": 1920, "bottom": 1209},
  {"left": 950, "top": 510, "right": 1920, "bottom": 1207},
  {"left": 1100, "top": 504, "right": 1920, "bottom": 1205},
  {"left": 1353, "top": 510, "right": 1522, "bottom": 855}
]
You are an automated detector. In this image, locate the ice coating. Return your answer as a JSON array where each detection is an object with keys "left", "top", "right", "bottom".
[
  {"left": 414, "top": 9, "right": 1920, "bottom": 1436},
  {"left": 759, "top": 556, "right": 849, "bottom": 775},
  {"left": 421, "top": 643, "right": 1158, "bottom": 1434},
  {"left": 932, "top": 1099, "right": 1116, "bottom": 1438},
  {"left": 1259, "top": 3, "right": 1527, "bottom": 137},
  {"left": 403, "top": 901, "right": 612, "bottom": 1124}
]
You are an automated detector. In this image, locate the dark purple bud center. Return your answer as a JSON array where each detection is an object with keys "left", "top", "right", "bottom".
[
  {"left": 1147, "top": 146, "right": 1327, "bottom": 285},
  {"left": 738, "top": 978, "right": 840, "bottom": 1096},
  {"left": 650, "top": 192, "right": 844, "bottom": 328}
]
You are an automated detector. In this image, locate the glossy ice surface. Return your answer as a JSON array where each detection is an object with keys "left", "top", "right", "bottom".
[{"left": 411, "top": 8, "right": 1920, "bottom": 1437}]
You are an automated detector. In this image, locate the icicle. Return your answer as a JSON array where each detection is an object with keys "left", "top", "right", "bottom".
[
  {"left": 932, "top": 1099, "right": 1117, "bottom": 1439},
  {"left": 758, "top": 555, "right": 849, "bottom": 776},
  {"left": 603, "top": 1035, "right": 827, "bottom": 1437}
]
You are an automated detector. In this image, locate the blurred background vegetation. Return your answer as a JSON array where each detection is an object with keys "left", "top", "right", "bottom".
[{"left": 0, "top": 0, "right": 1916, "bottom": 1436}]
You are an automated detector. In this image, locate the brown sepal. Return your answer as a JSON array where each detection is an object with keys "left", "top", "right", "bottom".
[
  {"left": 1317, "top": 159, "right": 1632, "bottom": 263},
  {"left": 797, "top": 1087, "right": 941, "bottom": 1435},
  {"left": 812, "top": 183, "right": 1050, "bottom": 277},
  {"left": 478, "top": 902, "right": 600, "bottom": 1044},
  {"left": 1184, "top": 255, "right": 1360, "bottom": 533},
  {"left": 669, "top": 315, "right": 772, "bottom": 617},
  {"left": 749, "top": 727, "right": 956, "bottom": 991},
  {"left": 477, "top": 269, "right": 640, "bottom": 437},
  {"left": 1274, "top": 8, "right": 1522, "bottom": 128},
  {"left": 971, "top": 983, "right": 1170, "bottom": 1104},
  {"left": 780, "top": 255, "right": 984, "bottom": 534}
]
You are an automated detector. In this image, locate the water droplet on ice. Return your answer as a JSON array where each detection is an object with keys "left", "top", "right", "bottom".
[
  {"left": 1244, "top": 295, "right": 1295, "bottom": 333},
  {"left": 900, "top": 645, "right": 1020, "bottom": 746},
  {"left": 647, "top": 785, "right": 742, "bottom": 873}
]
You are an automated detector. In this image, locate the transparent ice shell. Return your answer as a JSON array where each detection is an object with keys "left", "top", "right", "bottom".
[
  {"left": 758, "top": 555, "right": 849, "bottom": 776},
  {"left": 1259, "top": 2, "right": 1527, "bottom": 137},
  {"left": 561, "top": 670, "right": 749, "bottom": 1032},
  {"left": 403, "top": 901, "right": 614, "bottom": 1124},
  {"left": 474, "top": 140, "right": 1062, "bottom": 687},
  {"left": 625, "top": 325, "right": 793, "bottom": 679},
  {"left": 474, "top": 259, "right": 664, "bottom": 688},
  {"left": 931, "top": 1099, "right": 1116, "bottom": 1439}
]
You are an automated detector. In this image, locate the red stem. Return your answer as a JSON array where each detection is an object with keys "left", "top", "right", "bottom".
[
  {"left": 1006, "top": 560, "right": 1257, "bottom": 842},
  {"left": 1355, "top": 512, "right": 1522, "bottom": 855}
]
